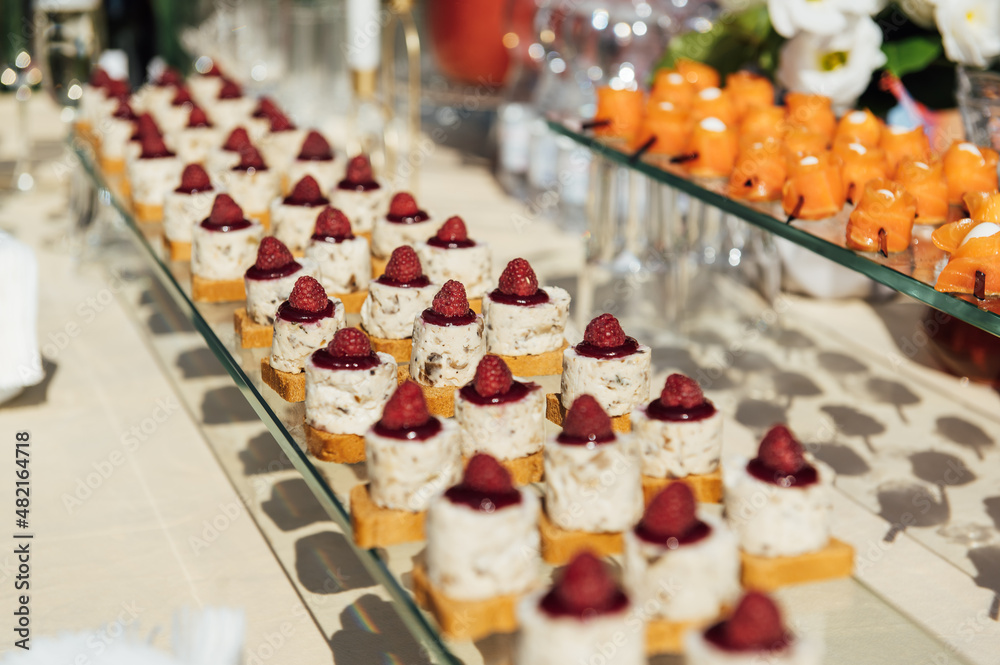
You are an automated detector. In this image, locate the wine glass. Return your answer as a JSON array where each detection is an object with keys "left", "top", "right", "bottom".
[{"left": 33, "top": 0, "right": 104, "bottom": 119}]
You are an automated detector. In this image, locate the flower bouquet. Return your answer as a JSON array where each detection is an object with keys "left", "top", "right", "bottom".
[{"left": 656, "top": 0, "right": 1000, "bottom": 113}]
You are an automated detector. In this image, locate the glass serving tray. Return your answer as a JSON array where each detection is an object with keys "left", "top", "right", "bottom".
[
  {"left": 547, "top": 118, "right": 1000, "bottom": 339},
  {"left": 70, "top": 136, "right": 980, "bottom": 665}
]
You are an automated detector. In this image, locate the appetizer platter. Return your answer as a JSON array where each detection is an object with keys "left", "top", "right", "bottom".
[
  {"left": 549, "top": 61, "right": 1000, "bottom": 338},
  {"left": 68, "top": 62, "right": 997, "bottom": 665}
]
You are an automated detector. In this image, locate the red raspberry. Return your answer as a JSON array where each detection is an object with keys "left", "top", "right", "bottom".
[
  {"left": 287, "top": 276, "right": 328, "bottom": 312},
  {"left": 223, "top": 127, "right": 251, "bottom": 152},
  {"left": 139, "top": 132, "right": 171, "bottom": 158},
  {"left": 436, "top": 216, "right": 468, "bottom": 242},
  {"left": 105, "top": 78, "right": 130, "bottom": 100},
  {"left": 208, "top": 194, "right": 244, "bottom": 226},
  {"left": 345, "top": 154, "right": 374, "bottom": 183},
  {"left": 187, "top": 106, "right": 211, "bottom": 127},
  {"left": 757, "top": 424, "right": 806, "bottom": 475},
  {"left": 553, "top": 552, "right": 619, "bottom": 614},
  {"left": 269, "top": 111, "right": 295, "bottom": 132},
  {"left": 236, "top": 144, "right": 267, "bottom": 171},
  {"left": 287, "top": 176, "right": 325, "bottom": 205},
  {"left": 179, "top": 164, "right": 212, "bottom": 193},
  {"left": 254, "top": 237, "right": 295, "bottom": 271},
  {"left": 389, "top": 192, "right": 420, "bottom": 218},
  {"left": 561, "top": 395, "right": 613, "bottom": 441},
  {"left": 254, "top": 96, "right": 281, "bottom": 118},
  {"left": 473, "top": 356, "right": 512, "bottom": 397},
  {"left": 642, "top": 483, "right": 698, "bottom": 539},
  {"left": 218, "top": 78, "right": 242, "bottom": 99},
  {"left": 298, "top": 131, "right": 332, "bottom": 160},
  {"left": 172, "top": 86, "right": 192, "bottom": 105},
  {"left": 328, "top": 328, "right": 372, "bottom": 358},
  {"left": 380, "top": 380, "right": 431, "bottom": 430},
  {"left": 314, "top": 207, "right": 353, "bottom": 239},
  {"left": 463, "top": 453, "right": 513, "bottom": 493},
  {"left": 497, "top": 258, "right": 538, "bottom": 297},
  {"left": 383, "top": 246, "right": 423, "bottom": 283},
  {"left": 135, "top": 113, "right": 161, "bottom": 139},
  {"left": 204, "top": 62, "right": 224, "bottom": 77},
  {"left": 112, "top": 99, "right": 136, "bottom": 121},
  {"left": 90, "top": 68, "right": 110, "bottom": 88},
  {"left": 583, "top": 313, "right": 627, "bottom": 348},
  {"left": 724, "top": 592, "right": 788, "bottom": 651},
  {"left": 660, "top": 374, "right": 705, "bottom": 409},
  {"left": 157, "top": 67, "right": 182, "bottom": 87},
  {"left": 431, "top": 280, "right": 469, "bottom": 317}
]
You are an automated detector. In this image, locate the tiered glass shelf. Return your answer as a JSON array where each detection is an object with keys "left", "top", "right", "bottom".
[
  {"left": 71, "top": 134, "right": 983, "bottom": 665},
  {"left": 548, "top": 118, "right": 1000, "bottom": 338}
]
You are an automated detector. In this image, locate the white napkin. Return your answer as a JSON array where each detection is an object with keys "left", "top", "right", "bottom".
[{"left": 0, "top": 232, "right": 43, "bottom": 402}]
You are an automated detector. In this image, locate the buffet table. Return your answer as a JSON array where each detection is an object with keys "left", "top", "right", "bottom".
[{"left": 3, "top": 93, "right": 1000, "bottom": 664}]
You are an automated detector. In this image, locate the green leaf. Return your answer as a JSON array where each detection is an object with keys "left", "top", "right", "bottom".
[
  {"left": 882, "top": 36, "right": 943, "bottom": 78},
  {"left": 653, "top": 5, "right": 783, "bottom": 81}
]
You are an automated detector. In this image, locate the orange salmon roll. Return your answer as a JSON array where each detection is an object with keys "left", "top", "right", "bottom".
[
  {"left": 725, "top": 71, "right": 775, "bottom": 118},
  {"left": 943, "top": 141, "right": 1000, "bottom": 205},
  {"left": 676, "top": 59, "right": 720, "bottom": 91},
  {"left": 682, "top": 116, "right": 738, "bottom": 177},
  {"left": 896, "top": 158, "right": 949, "bottom": 224},
  {"left": 740, "top": 106, "right": 787, "bottom": 142},
  {"left": 631, "top": 101, "right": 692, "bottom": 156},
  {"left": 837, "top": 143, "right": 889, "bottom": 204},
  {"left": 594, "top": 87, "right": 645, "bottom": 141},
  {"left": 932, "top": 218, "right": 982, "bottom": 253},
  {"left": 690, "top": 86, "right": 738, "bottom": 127},
  {"left": 728, "top": 138, "right": 787, "bottom": 201},
  {"left": 782, "top": 151, "right": 845, "bottom": 220},
  {"left": 879, "top": 125, "right": 930, "bottom": 173},
  {"left": 650, "top": 70, "right": 695, "bottom": 111},
  {"left": 963, "top": 190, "right": 1000, "bottom": 221},
  {"left": 834, "top": 109, "right": 884, "bottom": 148},
  {"left": 935, "top": 223, "right": 1000, "bottom": 296},
  {"left": 845, "top": 179, "right": 917, "bottom": 254},
  {"left": 785, "top": 92, "right": 836, "bottom": 142},
  {"left": 782, "top": 127, "right": 829, "bottom": 160}
]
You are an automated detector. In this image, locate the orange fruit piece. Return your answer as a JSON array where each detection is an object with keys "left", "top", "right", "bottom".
[
  {"left": 631, "top": 101, "right": 692, "bottom": 156},
  {"left": 728, "top": 138, "right": 787, "bottom": 202},
  {"left": 785, "top": 92, "right": 836, "bottom": 143},
  {"left": 740, "top": 106, "right": 787, "bottom": 142},
  {"left": 895, "top": 158, "right": 949, "bottom": 225},
  {"left": 845, "top": 179, "right": 917, "bottom": 253},
  {"left": 650, "top": 70, "right": 695, "bottom": 111},
  {"left": 782, "top": 152, "right": 845, "bottom": 220},
  {"left": 594, "top": 87, "right": 645, "bottom": 142},
  {"left": 943, "top": 142, "right": 1000, "bottom": 205},
  {"left": 879, "top": 126, "right": 930, "bottom": 173},
  {"left": 725, "top": 71, "right": 775, "bottom": 118},
  {"left": 690, "top": 86, "right": 738, "bottom": 127},
  {"left": 683, "top": 116, "right": 738, "bottom": 178},
  {"left": 837, "top": 143, "right": 889, "bottom": 203},
  {"left": 834, "top": 109, "right": 884, "bottom": 148},
  {"left": 676, "top": 59, "right": 720, "bottom": 91}
]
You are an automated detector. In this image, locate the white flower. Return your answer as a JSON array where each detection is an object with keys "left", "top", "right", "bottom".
[
  {"left": 935, "top": 0, "right": 1000, "bottom": 68},
  {"left": 777, "top": 16, "right": 888, "bottom": 110},
  {"left": 898, "top": 0, "right": 937, "bottom": 28},
  {"left": 767, "top": 0, "right": 887, "bottom": 37}
]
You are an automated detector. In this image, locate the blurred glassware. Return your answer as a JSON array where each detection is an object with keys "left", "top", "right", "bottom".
[
  {"left": 2, "top": 50, "right": 43, "bottom": 191},
  {"left": 427, "top": 0, "right": 511, "bottom": 85},
  {"left": 34, "top": 0, "right": 103, "bottom": 111},
  {"left": 957, "top": 66, "right": 1000, "bottom": 152}
]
